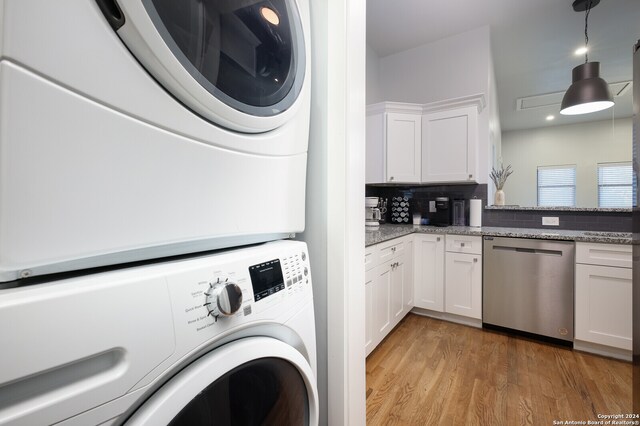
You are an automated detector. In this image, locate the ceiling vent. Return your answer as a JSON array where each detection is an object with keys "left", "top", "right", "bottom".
[{"left": 516, "top": 81, "right": 632, "bottom": 111}]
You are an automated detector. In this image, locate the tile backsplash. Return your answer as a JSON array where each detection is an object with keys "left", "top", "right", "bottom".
[
  {"left": 366, "top": 184, "right": 487, "bottom": 226},
  {"left": 366, "top": 184, "right": 632, "bottom": 232},
  {"left": 483, "top": 208, "right": 631, "bottom": 232}
]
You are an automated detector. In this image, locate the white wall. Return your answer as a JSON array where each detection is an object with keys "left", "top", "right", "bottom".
[
  {"left": 366, "top": 45, "right": 383, "bottom": 104},
  {"left": 501, "top": 118, "right": 632, "bottom": 207},
  {"left": 303, "top": 0, "right": 366, "bottom": 424},
  {"left": 378, "top": 26, "right": 490, "bottom": 104}
]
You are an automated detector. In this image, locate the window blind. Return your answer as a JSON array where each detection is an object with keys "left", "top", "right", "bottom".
[
  {"left": 598, "top": 162, "right": 633, "bottom": 208},
  {"left": 537, "top": 165, "right": 576, "bottom": 207}
]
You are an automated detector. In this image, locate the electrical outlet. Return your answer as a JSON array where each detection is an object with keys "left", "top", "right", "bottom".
[
  {"left": 542, "top": 216, "right": 559, "bottom": 226},
  {"left": 429, "top": 201, "right": 436, "bottom": 212}
]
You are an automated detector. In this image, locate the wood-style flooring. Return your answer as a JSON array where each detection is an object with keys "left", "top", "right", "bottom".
[{"left": 366, "top": 314, "right": 632, "bottom": 425}]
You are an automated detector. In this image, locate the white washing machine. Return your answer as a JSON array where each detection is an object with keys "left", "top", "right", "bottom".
[
  {"left": 0, "top": 0, "right": 311, "bottom": 282},
  {"left": 0, "top": 240, "right": 318, "bottom": 425}
]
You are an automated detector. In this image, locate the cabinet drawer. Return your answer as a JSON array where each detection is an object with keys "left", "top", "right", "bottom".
[
  {"left": 378, "top": 239, "right": 405, "bottom": 262},
  {"left": 576, "top": 242, "right": 631, "bottom": 268},
  {"left": 365, "top": 244, "right": 379, "bottom": 271},
  {"left": 445, "top": 235, "right": 482, "bottom": 255}
]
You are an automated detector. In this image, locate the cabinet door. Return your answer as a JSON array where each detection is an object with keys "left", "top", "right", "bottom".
[
  {"left": 414, "top": 234, "right": 445, "bottom": 311},
  {"left": 390, "top": 258, "right": 404, "bottom": 326},
  {"left": 403, "top": 237, "right": 414, "bottom": 315},
  {"left": 445, "top": 252, "right": 482, "bottom": 319},
  {"left": 575, "top": 264, "right": 632, "bottom": 350},
  {"left": 422, "top": 106, "right": 477, "bottom": 183},
  {"left": 372, "top": 263, "right": 392, "bottom": 348},
  {"left": 365, "top": 268, "right": 375, "bottom": 356},
  {"left": 386, "top": 113, "right": 421, "bottom": 183}
]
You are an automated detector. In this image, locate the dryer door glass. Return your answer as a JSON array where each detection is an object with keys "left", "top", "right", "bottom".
[
  {"left": 168, "top": 357, "right": 308, "bottom": 425},
  {"left": 143, "top": 0, "right": 305, "bottom": 117}
]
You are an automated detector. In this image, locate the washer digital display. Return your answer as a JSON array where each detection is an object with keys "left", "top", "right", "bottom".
[{"left": 249, "top": 259, "right": 285, "bottom": 301}]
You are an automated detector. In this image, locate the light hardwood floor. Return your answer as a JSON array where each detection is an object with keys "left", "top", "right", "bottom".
[{"left": 366, "top": 314, "right": 632, "bottom": 425}]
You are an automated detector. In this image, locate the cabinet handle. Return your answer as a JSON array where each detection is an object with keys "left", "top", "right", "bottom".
[
  {"left": 437, "top": 237, "right": 441, "bottom": 242},
  {"left": 392, "top": 247, "right": 396, "bottom": 252},
  {"left": 469, "top": 174, "right": 473, "bottom": 179},
  {"left": 473, "top": 258, "right": 478, "bottom": 263},
  {"left": 461, "top": 242, "right": 465, "bottom": 247},
  {"left": 389, "top": 176, "right": 394, "bottom": 181}
]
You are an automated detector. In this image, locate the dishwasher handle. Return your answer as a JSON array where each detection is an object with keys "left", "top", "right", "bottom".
[{"left": 493, "top": 245, "right": 564, "bottom": 256}]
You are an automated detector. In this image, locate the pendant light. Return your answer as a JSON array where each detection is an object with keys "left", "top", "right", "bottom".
[{"left": 560, "top": 0, "right": 614, "bottom": 115}]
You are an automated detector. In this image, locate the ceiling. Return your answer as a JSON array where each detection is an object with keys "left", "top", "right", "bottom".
[{"left": 367, "top": 0, "right": 640, "bottom": 131}]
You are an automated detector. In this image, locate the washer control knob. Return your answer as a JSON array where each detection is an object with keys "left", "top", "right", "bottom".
[{"left": 205, "top": 278, "right": 243, "bottom": 319}]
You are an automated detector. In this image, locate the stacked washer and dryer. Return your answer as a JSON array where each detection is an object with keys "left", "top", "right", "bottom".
[{"left": 0, "top": 0, "right": 317, "bottom": 424}]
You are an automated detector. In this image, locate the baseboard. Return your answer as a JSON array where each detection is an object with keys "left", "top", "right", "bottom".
[
  {"left": 410, "top": 307, "right": 482, "bottom": 328},
  {"left": 573, "top": 340, "right": 632, "bottom": 362}
]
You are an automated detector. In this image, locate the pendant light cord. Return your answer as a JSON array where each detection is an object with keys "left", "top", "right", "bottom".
[{"left": 584, "top": 0, "right": 592, "bottom": 63}]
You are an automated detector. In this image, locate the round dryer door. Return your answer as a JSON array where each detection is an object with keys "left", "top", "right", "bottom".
[
  {"left": 125, "top": 337, "right": 319, "bottom": 425},
  {"left": 111, "top": 0, "right": 308, "bottom": 133}
]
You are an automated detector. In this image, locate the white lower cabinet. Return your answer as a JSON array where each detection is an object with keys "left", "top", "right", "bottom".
[
  {"left": 575, "top": 243, "right": 632, "bottom": 354},
  {"left": 390, "top": 258, "right": 404, "bottom": 324},
  {"left": 444, "top": 235, "right": 483, "bottom": 320},
  {"left": 444, "top": 252, "right": 482, "bottom": 319},
  {"left": 413, "top": 234, "right": 445, "bottom": 311},
  {"left": 413, "top": 234, "right": 482, "bottom": 319},
  {"left": 372, "top": 262, "right": 392, "bottom": 351},
  {"left": 365, "top": 235, "right": 412, "bottom": 356}
]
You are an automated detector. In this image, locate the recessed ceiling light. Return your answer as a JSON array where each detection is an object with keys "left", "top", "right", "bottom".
[
  {"left": 574, "top": 46, "right": 588, "bottom": 56},
  {"left": 546, "top": 115, "right": 555, "bottom": 121},
  {"left": 260, "top": 7, "right": 280, "bottom": 26}
]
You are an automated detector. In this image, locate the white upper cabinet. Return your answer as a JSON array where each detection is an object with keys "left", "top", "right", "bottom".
[
  {"left": 366, "top": 103, "right": 422, "bottom": 183},
  {"left": 422, "top": 106, "right": 478, "bottom": 183},
  {"left": 366, "top": 95, "right": 485, "bottom": 184},
  {"left": 386, "top": 113, "right": 422, "bottom": 183}
]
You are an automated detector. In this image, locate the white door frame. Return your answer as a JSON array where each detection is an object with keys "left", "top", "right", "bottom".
[{"left": 303, "top": 0, "right": 367, "bottom": 424}]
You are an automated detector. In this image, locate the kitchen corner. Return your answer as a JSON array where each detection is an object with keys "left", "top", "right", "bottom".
[{"left": 365, "top": 220, "right": 633, "bottom": 363}]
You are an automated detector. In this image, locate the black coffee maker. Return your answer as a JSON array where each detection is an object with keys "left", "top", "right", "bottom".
[{"left": 431, "top": 197, "right": 451, "bottom": 227}]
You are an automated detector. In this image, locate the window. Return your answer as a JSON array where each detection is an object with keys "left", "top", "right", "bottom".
[
  {"left": 598, "top": 162, "right": 633, "bottom": 208},
  {"left": 537, "top": 165, "right": 576, "bottom": 207}
]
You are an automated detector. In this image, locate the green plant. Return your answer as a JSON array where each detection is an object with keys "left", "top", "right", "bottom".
[{"left": 490, "top": 164, "right": 513, "bottom": 190}]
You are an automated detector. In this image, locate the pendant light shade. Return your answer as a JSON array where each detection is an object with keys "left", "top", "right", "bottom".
[
  {"left": 560, "top": 0, "right": 614, "bottom": 115},
  {"left": 560, "top": 62, "right": 614, "bottom": 115}
]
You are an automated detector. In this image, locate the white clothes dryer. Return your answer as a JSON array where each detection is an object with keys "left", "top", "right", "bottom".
[
  {"left": 0, "top": 240, "right": 318, "bottom": 426},
  {"left": 0, "top": 0, "right": 311, "bottom": 282}
]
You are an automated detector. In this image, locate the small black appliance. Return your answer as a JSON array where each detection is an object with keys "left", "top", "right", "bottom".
[{"left": 431, "top": 197, "right": 451, "bottom": 227}]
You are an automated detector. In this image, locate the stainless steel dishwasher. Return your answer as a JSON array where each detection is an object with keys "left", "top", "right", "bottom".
[{"left": 483, "top": 236, "right": 575, "bottom": 342}]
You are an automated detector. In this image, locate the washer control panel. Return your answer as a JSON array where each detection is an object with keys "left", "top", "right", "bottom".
[{"left": 168, "top": 241, "right": 312, "bottom": 340}]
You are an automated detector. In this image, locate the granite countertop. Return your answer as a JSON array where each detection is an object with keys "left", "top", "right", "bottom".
[
  {"left": 365, "top": 224, "right": 632, "bottom": 247},
  {"left": 484, "top": 205, "right": 631, "bottom": 213}
]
